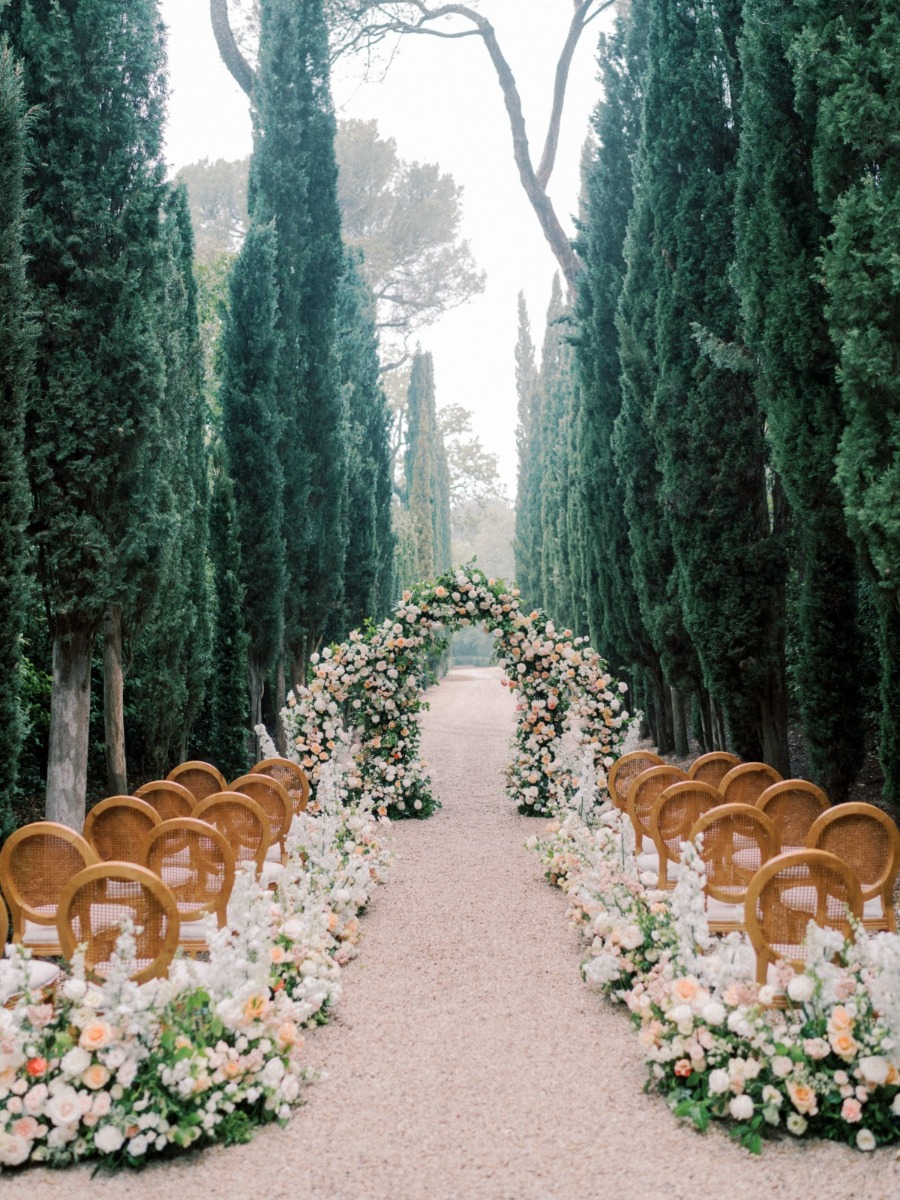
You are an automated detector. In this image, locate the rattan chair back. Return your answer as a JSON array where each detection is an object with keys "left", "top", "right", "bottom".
[
  {"left": 193, "top": 792, "right": 270, "bottom": 875},
  {"left": 230, "top": 774, "right": 292, "bottom": 863},
  {"left": 250, "top": 757, "right": 311, "bottom": 816},
  {"left": 83, "top": 796, "right": 161, "bottom": 863},
  {"left": 687, "top": 751, "right": 741, "bottom": 787},
  {"left": 720, "top": 762, "right": 783, "bottom": 806},
  {"left": 134, "top": 779, "right": 196, "bottom": 821},
  {"left": 744, "top": 849, "right": 863, "bottom": 985},
  {"left": 690, "top": 803, "right": 779, "bottom": 904},
  {"left": 0, "top": 889, "right": 7, "bottom": 946},
  {"left": 606, "top": 750, "right": 665, "bottom": 811},
  {"left": 806, "top": 802, "right": 900, "bottom": 932},
  {"left": 166, "top": 761, "right": 228, "bottom": 803},
  {"left": 649, "top": 781, "right": 724, "bottom": 889},
  {"left": 57, "top": 862, "right": 180, "bottom": 984},
  {"left": 141, "top": 817, "right": 236, "bottom": 935},
  {"left": 0, "top": 822, "right": 98, "bottom": 954},
  {"left": 756, "top": 780, "right": 830, "bottom": 851},
  {"left": 626, "top": 765, "right": 688, "bottom": 846}
]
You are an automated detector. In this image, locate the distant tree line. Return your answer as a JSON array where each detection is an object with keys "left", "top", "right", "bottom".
[
  {"left": 0, "top": 0, "right": 397, "bottom": 830},
  {"left": 516, "top": 0, "right": 900, "bottom": 812}
]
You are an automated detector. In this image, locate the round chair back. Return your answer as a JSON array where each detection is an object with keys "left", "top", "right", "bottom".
[
  {"left": 194, "top": 792, "right": 270, "bottom": 875},
  {"left": 687, "top": 751, "right": 741, "bottom": 788},
  {"left": 650, "top": 781, "right": 723, "bottom": 889},
  {"left": 720, "top": 762, "right": 783, "bottom": 806},
  {"left": 806, "top": 802, "right": 900, "bottom": 931},
  {"left": 134, "top": 779, "right": 196, "bottom": 821},
  {"left": 756, "top": 780, "right": 829, "bottom": 851},
  {"left": 83, "top": 796, "right": 160, "bottom": 863},
  {"left": 0, "top": 822, "right": 98, "bottom": 953},
  {"left": 607, "top": 750, "right": 665, "bottom": 811},
  {"left": 230, "top": 774, "right": 292, "bottom": 861},
  {"left": 166, "top": 761, "right": 228, "bottom": 803},
  {"left": 626, "top": 765, "right": 688, "bottom": 847},
  {"left": 141, "top": 817, "right": 236, "bottom": 927},
  {"left": 250, "top": 757, "right": 311, "bottom": 816}
]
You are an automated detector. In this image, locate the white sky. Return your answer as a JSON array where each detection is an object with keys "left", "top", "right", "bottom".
[{"left": 160, "top": 1, "right": 614, "bottom": 493}]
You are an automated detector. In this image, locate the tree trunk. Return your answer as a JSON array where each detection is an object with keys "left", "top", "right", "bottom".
[
  {"left": 209, "top": 0, "right": 255, "bottom": 96},
  {"left": 46, "top": 617, "right": 95, "bottom": 829},
  {"left": 102, "top": 606, "right": 127, "bottom": 795},
  {"left": 248, "top": 655, "right": 265, "bottom": 761},
  {"left": 671, "top": 686, "right": 689, "bottom": 757},
  {"left": 275, "top": 656, "right": 288, "bottom": 756},
  {"left": 652, "top": 672, "right": 673, "bottom": 754}
]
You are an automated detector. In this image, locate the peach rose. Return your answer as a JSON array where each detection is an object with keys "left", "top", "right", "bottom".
[
  {"left": 829, "top": 1031, "right": 859, "bottom": 1061},
  {"left": 841, "top": 1097, "right": 862, "bottom": 1123},
  {"left": 79, "top": 1020, "right": 114, "bottom": 1052},
  {"left": 787, "top": 1080, "right": 819, "bottom": 1116},
  {"left": 827, "top": 1006, "right": 854, "bottom": 1034},
  {"left": 81, "top": 1063, "right": 110, "bottom": 1090},
  {"left": 671, "top": 977, "right": 700, "bottom": 1004}
]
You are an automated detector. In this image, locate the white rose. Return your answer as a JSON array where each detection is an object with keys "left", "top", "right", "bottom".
[
  {"left": 44, "top": 1085, "right": 82, "bottom": 1128},
  {"left": 855, "top": 1129, "right": 876, "bottom": 1152},
  {"left": 94, "top": 1124, "right": 125, "bottom": 1154},
  {"left": 786, "top": 1112, "right": 807, "bottom": 1136},
  {"left": 858, "top": 1056, "right": 889, "bottom": 1087},
  {"left": 127, "top": 1133, "right": 149, "bottom": 1157},
  {"left": 0, "top": 1133, "right": 31, "bottom": 1166},
  {"left": 771, "top": 1055, "right": 793, "bottom": 1079},
  {"left": 758, "top": 985, "right": 776, "bottom": 1006},
  {"left": 61, "top": 1046, "right": 92, "bottom": 1077},
  {"left": 620, "top": 925, "right": 644, "bottom": 950},
  {"left": 729, "top": 1095, "right": 754, "bottom": 1121},
  {"left": 708, "top": 1069, "right": 730, "bottom": 1096},
  {"left": 61, "top": 977, "right": 87, "bottom": 1003},
  {"left": 787, "top": 974, "right": 815, "bottom": 1004},
  {"left": 701, "top": 1002, "right": 725, "bottom": 1027},
  {"left": 668, "top": 1004, "right": 694, "bottom": 1033}
]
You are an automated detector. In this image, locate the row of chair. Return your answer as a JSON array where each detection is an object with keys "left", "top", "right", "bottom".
[
  {"left": 606, "top": 750, "right": 900, "bottom": 986},
  {"left": 0, "top": 757, "right": 311, "bottom": 987}
]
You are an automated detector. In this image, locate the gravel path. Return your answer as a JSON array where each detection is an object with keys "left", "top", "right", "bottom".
[{"left": 7, "top": 667, "right": 900, "bottom": 1198}]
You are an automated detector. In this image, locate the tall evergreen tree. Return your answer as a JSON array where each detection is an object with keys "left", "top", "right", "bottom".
[
  {"left": 250, "top": 0, "right": 347, "bottom": 687},
  {"left": 219, "top": 219, "right": 285, "bottom": 731},
  {"left": 3, "top": 0, "right": 169, "bottom": 825},
  {"left": 734, "top": 0, "right": 864, "bottom": 799},
  {"left": 791, "top": 1, "right": 900, "bottom": 805},
  {"left": 398, "top": 350, "right": 451, "bottom": 584},
  {"left": 0, "top": 38, "right": 30, "bottom": 834},
  {"left": 513, "top": 292, "right": 542, "bottom": 608}
]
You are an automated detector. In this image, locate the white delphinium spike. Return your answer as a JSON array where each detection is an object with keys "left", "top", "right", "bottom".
[
  {"left": 254, "top": 723, "right": 278, "bottom": 759},
  {"left": 669, "top": 836, "right": 713, "bottom": 972}
]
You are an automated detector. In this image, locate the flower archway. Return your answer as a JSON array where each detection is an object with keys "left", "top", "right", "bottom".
[{"left": 279, "top": 565, "right": 633, "bottom": 819}]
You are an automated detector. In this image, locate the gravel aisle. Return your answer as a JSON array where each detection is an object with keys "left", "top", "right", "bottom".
[{"left": 7, "top": 667, "right": 899, "bottom": 1198}]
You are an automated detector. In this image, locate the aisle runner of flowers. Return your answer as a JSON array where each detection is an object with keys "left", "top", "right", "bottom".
[
  {"left": 0, "top": 763, "right": 391, "bottom": 1171},
  {"left": 529, "top": 807, "right": 900, "bottom": 1152},
  {"left": 278, "top": 564, "right": 632, "bottom": 820}
]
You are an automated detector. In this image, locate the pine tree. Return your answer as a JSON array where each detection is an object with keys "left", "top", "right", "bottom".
[
  {"left": 0, "top": 39, "right": 30, "bottom": 834},
  {"left": 3, "top": 0, "right": 170, "bottom": 825},
  {"left": 250, "top": 0, "right": 347, "bottom": 686},
  {"left": 219, "top": 219, "right": 285, "bottom": 731},
  {"left": 734, "top": 0, "right": 864, "bottom": 799},
  {"left": 791, "top": 1, "right": 900, "bottom": 804},
  {"left": 513, "top": 292, "right": 543, "bottom": 608}
]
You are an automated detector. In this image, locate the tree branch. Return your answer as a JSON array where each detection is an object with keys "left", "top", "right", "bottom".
[{"left": 210, "top": 0, "right": 256, "bottom": 97}]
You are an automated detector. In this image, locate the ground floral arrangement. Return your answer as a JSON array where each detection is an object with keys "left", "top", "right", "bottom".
[
  {"left": 0, "top": 763, "right": 392, "bottom": 1172},
  {"left": 529, "top": 808, "right": 900, "bottom": 1153},
  {"left": 277, "top": 564, "right": 632, "bottom": 820}
]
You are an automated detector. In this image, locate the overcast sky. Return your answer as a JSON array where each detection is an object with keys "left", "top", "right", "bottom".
[{"left": 160, "top": 1, "right": 614, "bottom": 493}]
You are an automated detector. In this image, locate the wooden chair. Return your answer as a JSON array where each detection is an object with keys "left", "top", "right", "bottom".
[
  {"left": 606, "top": 750, "right": 664, "bottom": 811},
  {"left": 627, "top": 765, "right": 688, "bottom": 858},
  {"left": 689, "top": 804, "right": 780, "bottom": 933},
  {"left": 135, "top": 779, "right": 196, "bottom": 821},
  {"left": 687, "top": 751, "right": 741, "bottom": 788},
  {"left": 0, "top": 891, "right": 61, "bottom": 1004},
  {"left": 230, "top": 774, "right": 292, "bottom": 866},
  {"left": 719, "top": 762, "right": 783, "bottom": 806},
  {"left": 649, "top": 781, "right": 723, "bottom": 890},
  {"left": 757, "top": 780, "right": 830, "bottom": 852},
  {"left": 141, "top": 818, "right": 236, "bottom": 954},
  {"left": 83, "top": 796, "right": 161, "bottom": 863},
  {"left": 57, "top": 862, "right": 181, "bottom": 984},
  {"left": 0, "top": 822, "right": 98, "bottom": 956},
  {"left": 193, "top": 792, "right": 271, "bottom": 879},
  {"left": 744, "top": 849, "right": 863, "bottom": 987},
  {"left": 806, "top": 802, "right": 900, "bottom": 932},
  {"left": 166, "top": 761, "right": 228, "bottom": 803},
  {"left": 250, "top": 757, "right": 310, "bottom": 817}
]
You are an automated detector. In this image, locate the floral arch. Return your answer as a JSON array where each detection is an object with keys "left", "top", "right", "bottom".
[{"left": 279, "top": 565, "right": 633, "bottom": 819}]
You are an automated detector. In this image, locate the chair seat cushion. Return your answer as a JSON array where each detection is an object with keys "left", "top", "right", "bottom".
[
  {"left": 0, "top": 955, "right": 61, "bottom": 1003},
  {"left": 706, "top": 897, "right": 744, "bottom": 925}
]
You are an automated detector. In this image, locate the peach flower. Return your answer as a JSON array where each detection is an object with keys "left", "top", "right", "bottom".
[{"left": 787, "top": 1080, "right": 818, "bottom": 1115}]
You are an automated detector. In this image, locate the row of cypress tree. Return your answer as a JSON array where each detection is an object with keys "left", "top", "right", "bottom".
[
  {"left": 0, "top": 0, "right": 395, "bottom": 830},
  {"left": 517, "top": 0, "right": 900, "bottom": 810}
]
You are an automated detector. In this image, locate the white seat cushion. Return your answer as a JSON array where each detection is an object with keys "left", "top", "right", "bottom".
[
  {"left": 260, "top": 860, "right": 284, "bottom": 886},
  {"left": 706, "top": 897, "right": 744, "bottom": 925},
  {"left": 0, "top": 955, "right": 61, "bottom": 1003},
  {"left": 23, "top": 920, "right": 60, "bottom": 946}
]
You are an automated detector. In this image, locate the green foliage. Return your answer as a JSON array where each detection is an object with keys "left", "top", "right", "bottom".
[
  {"left": 513, "top": 292, "right": 542, "bottom": 609},
  {"left": 397, "top": 350, "right": 452, "bottom": 587}
]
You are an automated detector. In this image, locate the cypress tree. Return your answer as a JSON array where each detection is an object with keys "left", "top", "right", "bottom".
[
  {"left": 734, "top": 0, "right": 864, "bottom": 799},
  {"left": 219, "top": 219, "right": 285, "bottom": 731},
  {"left": 3, "top": 0, "right": 170, "bottom": 825},
  {"left": 791, "top": 2, "right": 900, "bottom": 804},
  {"left": 513, "top": 292, "right": 543, "bottom": 608},
  {"left": 0, "top": 39, "right": 30, "bottom": 834},
  {"left": 400, "top": 350, "right": 452, "bottom": 584},
  {"left": 206, "top": 449, "right": 250, "bottom": 780},
  {"left": 250, "top": 0, "right": 347, "bottom": 685}
]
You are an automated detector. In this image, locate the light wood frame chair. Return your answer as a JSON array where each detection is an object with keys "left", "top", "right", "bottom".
[
  {"left": 166, "top": 761, "right": 228, "bottom": 803},
  {"left": 230, "top": 774, "right": 292, "bottom": 865},
  {"left": 806, "top": 802, "right": 900, "bottom": 932},
  {"left": 57, "top": 862, "right": 181, "bottom": 984},
  {"left": 607, "top": 750, "right": 664, "bottom": 811},
  {"left": 689, "top": 804, "right": 779, "bottom": 933},
  {"left": 135, "top": 779, "right": 196, "bottom": 822},
  {"left": 0, "top": 890, "right": 61, "bottom": 1005},
  {"left": 649, "top": 780, "right": 723, "bottom": 890},
  {"left": 141, "top": 818, "right": 236, "bottom": 954},
  {"left": 626, "top": 765, "right": 688, "bottom": 854},
  {"left": 83, "top": 796, "right": 161, "bottom": 863},
  {"left": 719, "top": 762, "right": 783, "bottom": 806},
  {"left": 250, "top": 757, "right": 311, "bottom": 817},
  {"left": 756, "top": 780, "right": 830, "bottom": 852},
  {"left": 687, "top": 751, "right": 741, "bottom": 788},
  {"left": 194, "top": 792, "right": 271, "bottom": 877},
  {"left": 0, "top": 822, "right": 98, "bottom": 956},
  {"left": 744, "top": 849, "right": 863, "bottom": 986}
]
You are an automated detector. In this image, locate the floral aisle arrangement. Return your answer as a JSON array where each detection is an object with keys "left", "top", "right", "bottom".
[
  {"left": 529, "top": 809, "right": 900, "bottom": 1152},
  {"left": 0, "top": 769, "right": 392, "bottom": 1172},
  {"left": 279, "top": 564, "right": 632, "bottom": 819}
]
